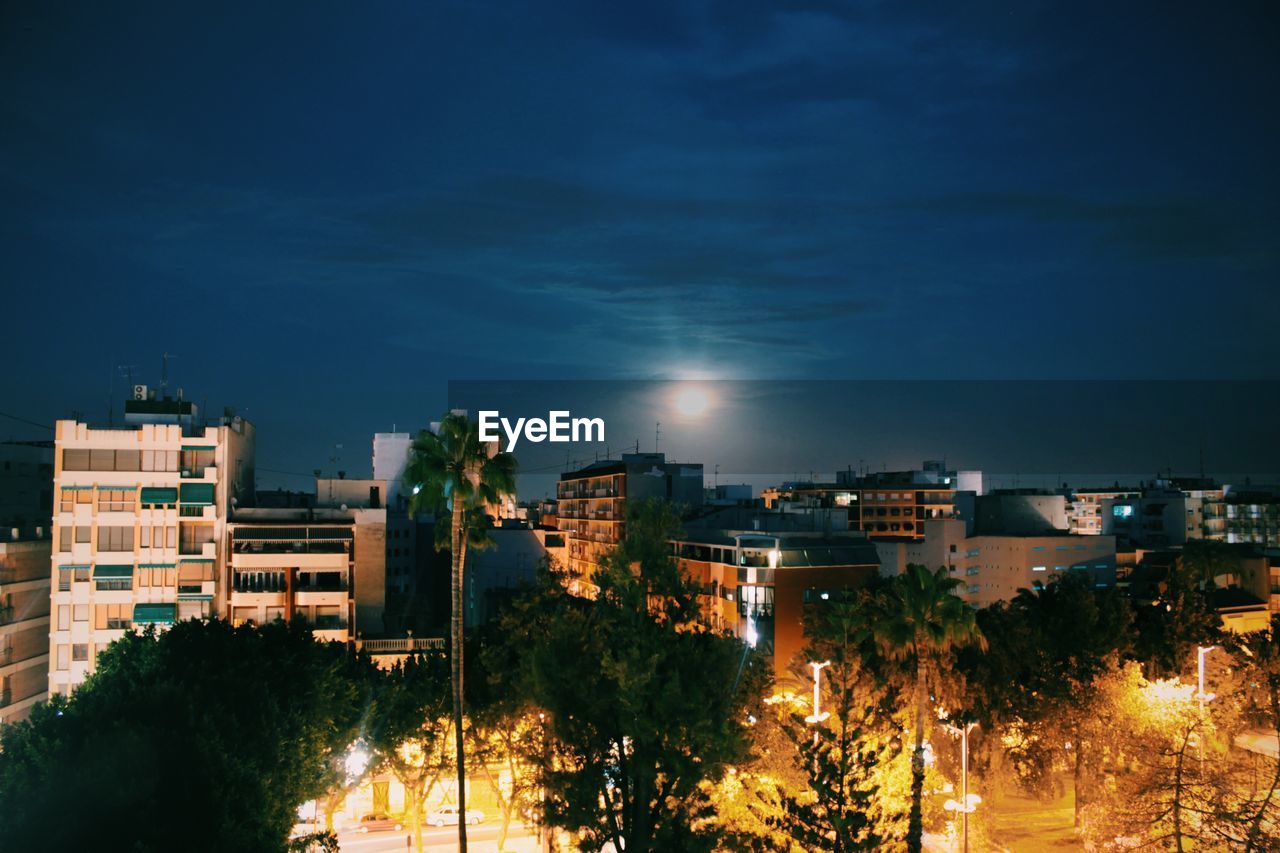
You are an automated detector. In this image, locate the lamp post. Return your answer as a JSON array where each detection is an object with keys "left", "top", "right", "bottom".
[
  {"left": 942, "top": 721, "right": 979, "bottom": 853},
  {"left": 804, "top": 660, "right": 831, "bottom": 774},
  {"left": 1196, "top": 644, "right": 1217, "bottom": 762}
]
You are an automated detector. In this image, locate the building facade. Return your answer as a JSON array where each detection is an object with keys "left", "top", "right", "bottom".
[
  {"left": 48, "top": 402, "right": 254, "bottom": 695},
  {"left": 876, "top": 518, "right": 1118, "bottom": 608},
  {"left": 557, "top": 453, "right": 703, "bottom": 580},
  {"left": 1, "top": 530, "right": 52, "bottom": 723}
]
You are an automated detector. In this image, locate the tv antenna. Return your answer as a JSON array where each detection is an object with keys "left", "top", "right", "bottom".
[
  {"left": 654, "top": 421, "right": 661, "bottom": 454},
  {"left": 159, "top": 352, "right": 175, "bottom": 396}
]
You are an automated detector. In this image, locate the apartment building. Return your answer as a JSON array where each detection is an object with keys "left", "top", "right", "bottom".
[
  {"left": 0, "top": 441, "right": 54, "bottom": 723},
  {"left": 228, "top": 477, "right": 388, "bottom": 642},
  {"left": 673, "top": 512, "right": 881, "bottom": 680},
  {"left": 48, "top": 398, "right": 254, "bottom": 695},
  {"left": 876, "top": 518, "right": 1117, "bottom": 608},
  {"left": 1, "top": 529, "right": 52, "bottom": 723},
  {"left": 557, "top": 452, "right": 703, "bottom": 579},
  {"left": 762, "top": 462, "right": 981, "bottom": 541}
]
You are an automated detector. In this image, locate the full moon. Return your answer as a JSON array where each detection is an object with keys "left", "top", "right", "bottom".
[{"left": 674, "top": 386, "right": 710, "bottom": 418}]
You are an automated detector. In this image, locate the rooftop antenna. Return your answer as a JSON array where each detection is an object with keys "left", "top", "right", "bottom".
[
  {"left": 714, "top": 463, "right": 719, "bottom": 489},
  {"left": 654, "top": 421, "right": 661, "bottom": 454},
  {"left": 159, "top": 352, "right": 174, "bottom": 397}
]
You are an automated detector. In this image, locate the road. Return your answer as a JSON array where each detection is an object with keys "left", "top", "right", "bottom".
[{"left": 334, "top": 821, "right": 539, "bottom": 852}]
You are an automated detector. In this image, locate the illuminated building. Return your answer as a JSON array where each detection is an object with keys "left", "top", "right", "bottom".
[
  {"left": 673, "top": 507, "right": 880, "bottom": 680},
  {"left": 556, "top": 452, "right": 703, "bottom": 581},
  {"left": 48, "top": 394, "right": 255, "bottom": 695}
]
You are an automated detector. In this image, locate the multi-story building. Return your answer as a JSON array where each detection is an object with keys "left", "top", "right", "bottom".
[
  {"left": 1, "top": 528, "right": 52, "bottom": 723},
  {"left": 672, "top": 511, "right": 881, "bottom": 680},
  {"left": 1068, "top": 486, "right": 1140, "bottom": 536},
  {"left": 557, "top": 453, "right": 703, "bottom": 579},
  {"left": 371, "top": 432, "right": 417, "bottom": 600},
  {"left": 876, "top": 519, "right": 1117, "bottom": 608},
  {"left": 48, "top": 398, "right": 254, "bottom": 696},
  {"left": 763, "top": 462, "right": 980, "bottom": 541},
  {"left": 1216, "top": 485, "right": 1280, "bottom": 549},
  {"left": 0, "top": 441, "right": 54, "bottom": 723},
  {"left": 0, "top": 440, "right": 54, "bottom": 530},
  {"left": 465, "top": 522, "right": 565, "bottom": 626},
  {"left": 227, "top": 476, "right": 388, "bottom": 642}
]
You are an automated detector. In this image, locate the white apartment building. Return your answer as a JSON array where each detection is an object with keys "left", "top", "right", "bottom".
[
  {"left": 876, "top": 518, "right": 1117, "bottom": 608},
  {"left": 48, "top": 400, "right": 254, "bottom": 696}
]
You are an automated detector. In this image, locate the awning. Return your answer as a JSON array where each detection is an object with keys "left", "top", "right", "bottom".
[
  {"left": 133, "top": 603, "right": 177, "bottom": 624},
  {"left": 93, "top": 565, "right": 134, "bottom": 579},
  {"left": 180, "top": 483, "right": 215, "bottom": 505},
  {"left": 57, "top": 564, "right": 91, "bottom": 571},
  {"left": 178, "top": 558, "right": 214, "bottom": 564},
  {"left": 181, "top": 445, "right": 216, "bottom": 451},
  {"left": 139, "top": 562, "right": 175, "bottom": 569},
  {"left": 140, "top": 487, "right": 178, "bottom": 504},
  {"left": 59, "top": 485, "right": 95, "bottom": 491},
  {"left": 177, "top": 594, "right": 214, "bottom": 601}
]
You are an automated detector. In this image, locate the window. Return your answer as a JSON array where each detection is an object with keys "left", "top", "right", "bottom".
[
  {"left": 89, "top": 449, "right": 116, "bottom": 471},
  {"left": 73, "top": 567, "right": 90, "bottom": 583},
  {"left": 75, "top": 526, "right": 91, "bottom": 544},
  {"left": 115, "top": 450, "right": 140, "bottom": 471},
  {"left": 57, "top": 605, "right": 70, "bottom": 630},
  {"left": 62, "top": 449, "right": 91, "bottom": 471},
  {"left": 967, "top": 584, "right": 980, "bottom": 594},
  {"left": 95, "top": 604, "right": 132, "bottom": 629},
  {"left": 58, "top": 573, "right": 71, "bottom": 591},
  {"left": 1032, "top": 566, "right": 1047, "bottom": 572},
  {"left": 56, "top": 645, "right": 69, "bottom": 670},
  {"left": 60, "top": 489, "right": 75, "bottom": 512},
  {"left": 71, "top": 644, "right": 89, "bottom": 662},
  {"left": 98, "top": 526, "right": 134, "bottom": 552},
  {"left": 141, "top": 450, "right": 179, "bottom": 472},
  {"left": 96, "top": 577, "right": 132, "bottom": 591},
  {"left": 97, "top": 489, "right": 134, "bottom": 512},
  {"left": 59, "top": 527, "right": 71, "bottom": 552},
  {"left": 966, "top": 567, "right": 980, "bottom": 576}
]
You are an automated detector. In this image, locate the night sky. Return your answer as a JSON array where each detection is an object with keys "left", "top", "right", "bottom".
[{"left": 3, "top": 2, "right": 1277, "bottom": 487}]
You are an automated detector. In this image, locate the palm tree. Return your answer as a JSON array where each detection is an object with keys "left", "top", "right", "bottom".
[
  {"left": 875, "top": 564, "right": 986, "bottom": 853},
  {"left": 405, "top": 413, "right": 516, "bottom": 852}
]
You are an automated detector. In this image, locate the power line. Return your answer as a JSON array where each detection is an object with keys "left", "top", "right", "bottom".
[{"left": 0, "top": 410, "right": 54, "bottom": 431}]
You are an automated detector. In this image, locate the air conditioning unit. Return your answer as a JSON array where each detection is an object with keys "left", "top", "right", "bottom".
[{"left": 133, "top": 384, "right": 149, "bottom": 400}]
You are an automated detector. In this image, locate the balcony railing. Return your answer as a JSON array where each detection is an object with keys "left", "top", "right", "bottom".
[{"left": 358, "top": 637, "right": 447, "bottom": 653}]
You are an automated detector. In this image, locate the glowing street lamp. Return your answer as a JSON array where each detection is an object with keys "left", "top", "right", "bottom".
[
  {"left": 942, "top": 721, "right": 980, "bottom": 853},
  {"left": 804, "top": 660, "right": 832, "bottom": 768},
  {"left": 803, "top": 661, "right": 832, "bottom": 728},
  {"left": 1196, "top": 645, "right": 1217, "bottom": 707}
]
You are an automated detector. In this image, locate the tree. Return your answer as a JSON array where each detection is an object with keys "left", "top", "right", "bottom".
[
  {"left": 499, "top": 499, "right": 764, "bottom": 851},
  {"left": 874, "top": 563, "right": 987, "bottom": 853},
  {"left": 469, "top": 629, "right": 548, "bottom": 851},
  {"left": 1229, "top": 616, "right": 1280, "bottom": 851},
  {"left": 367, "top": 652, "right": 454, "bottom": 853},
  {"left": 769, "top": 592, "right": 904, "bottom": 851},
  {"left": 0, "top": 619, "right": 371, "bottom": 852},
  {"left": 405, "top": 412, "right": 516, "bottom": 851}
]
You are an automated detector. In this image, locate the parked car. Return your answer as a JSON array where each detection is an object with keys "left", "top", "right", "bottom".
[
  {"left": 425, "top": 806, "right": 485, "bottom": 826},
  {"left": 356, "top": 812, "right": 403, "bottom": 833}
]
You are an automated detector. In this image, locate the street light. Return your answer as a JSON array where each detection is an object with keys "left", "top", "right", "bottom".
[
  {"left": 1196, "top": 645, "right": 1217, "bottom": 762},
  {"left": 942, "top": 721, "right": 980, "bottom": 853},
  {"left": 804, "top": 660, "right": 832, "bottom": 772},
  {"left": 1196, "top": 645, "right": 1217, "bottom": 707}
]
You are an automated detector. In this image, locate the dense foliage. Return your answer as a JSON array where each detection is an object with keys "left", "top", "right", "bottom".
[{"left": 0, "top": 619, "right": 373, "bottom": 852}]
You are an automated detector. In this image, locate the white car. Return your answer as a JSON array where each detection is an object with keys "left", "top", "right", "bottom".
[{"left": 425, "top": 806, "right": 485, "bottom": 826}]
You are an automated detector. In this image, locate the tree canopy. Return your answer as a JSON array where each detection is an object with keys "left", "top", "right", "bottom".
[{"left": 0, "top": 619, "right": 374, "bottom": 852}]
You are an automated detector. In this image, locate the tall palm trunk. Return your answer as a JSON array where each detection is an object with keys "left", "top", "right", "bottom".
[
  {"left": 909, "top": 660, "right": 927, "bottom": 853},
  {"left": 451, "top": 501, "right": 468, "bottom": 851}
]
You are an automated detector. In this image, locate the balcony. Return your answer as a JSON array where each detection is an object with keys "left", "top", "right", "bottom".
[
  {"left": 181, "top": 465, "right": 217, "bottom": 481},
  {"left": 179, "top": 541, "right": 217, "bottom": 559},
  {"left": 358, "top": 637, "right": 446, "bottom": 653}
]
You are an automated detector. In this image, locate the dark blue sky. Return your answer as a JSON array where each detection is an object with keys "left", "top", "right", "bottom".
[{"left": 3, "top": 2, "right": 1277, "bottom": 484}]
